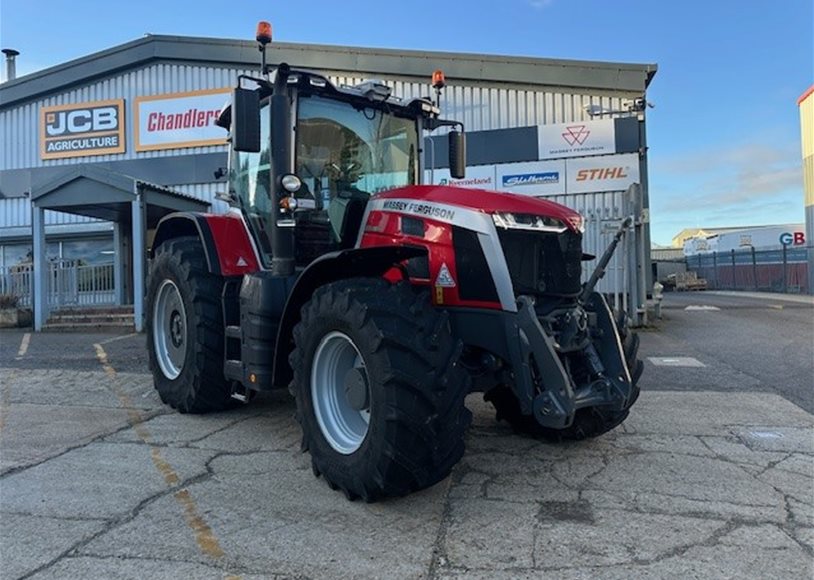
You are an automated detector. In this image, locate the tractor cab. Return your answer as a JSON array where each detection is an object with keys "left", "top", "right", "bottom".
[{"left": 217, "top": 30, "right": 465, "bottom": 276}]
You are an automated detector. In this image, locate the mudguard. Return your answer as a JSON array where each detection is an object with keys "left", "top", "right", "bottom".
[
  {"left": 270, "top": 244, "right": 426, "bottom": 388},
  {"left": 151, "top": 212, "right": 260, "bottom": 276}
]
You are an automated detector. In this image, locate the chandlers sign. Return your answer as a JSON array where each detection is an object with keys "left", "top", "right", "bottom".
[
  {"left": 135, "top": 88, "right": 230, "bottom": 152},
  {"left": 40, "top": 99, "right": 126, "bottom": 160},
  {"left": 537, "top": 118, "right": 615, "bottom": 160}
]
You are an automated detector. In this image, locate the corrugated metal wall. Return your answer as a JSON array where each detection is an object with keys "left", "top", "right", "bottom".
[
  {"left": 542, "top": 191, "right": 631, "bottom": 303},
  {"left": 168, "top": 183, "right": 226, "bottom": 214},
  {"left": 1, "top": 63, "right": 634, "bottom": 172},
  {"left": 0, "top": 198, "right": 101, "bottom": 228}
]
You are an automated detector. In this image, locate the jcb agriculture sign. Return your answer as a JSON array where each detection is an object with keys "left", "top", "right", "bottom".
[{"left": 40, "top": 99, "right": 126, "bottom": 160}]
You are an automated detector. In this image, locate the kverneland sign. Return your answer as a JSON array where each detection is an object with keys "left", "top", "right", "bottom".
[{"left": 135, "top": 88, "right": 230, "bottom": 152}]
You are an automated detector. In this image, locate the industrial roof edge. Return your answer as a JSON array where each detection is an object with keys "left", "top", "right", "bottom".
[{"left": 0, "top": 34, "right": 657, "bottom": 109}]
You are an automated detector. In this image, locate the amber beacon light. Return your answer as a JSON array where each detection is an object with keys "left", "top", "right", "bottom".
[
  {"left": 432, "top": 69, "right": 446, "bottom": 89},
  {"left": 256, "top": 21, "right": 272, "bottom": 45}
]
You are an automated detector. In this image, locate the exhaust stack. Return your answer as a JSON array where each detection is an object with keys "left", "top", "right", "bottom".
[{"left": 2, "top": 49, "right": 19, "bottom": 81}]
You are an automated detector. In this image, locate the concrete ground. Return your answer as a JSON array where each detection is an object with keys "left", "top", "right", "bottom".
[{"left": 1, "top": 292, "right": 812, "bottom": 579}]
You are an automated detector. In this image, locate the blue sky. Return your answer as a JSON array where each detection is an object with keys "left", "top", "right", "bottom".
[{"left": 1, "top": 0, "right": 811, "bottom": 245}]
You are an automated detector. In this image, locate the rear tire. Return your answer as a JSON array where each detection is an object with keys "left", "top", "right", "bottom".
[
  {"left": 486, "top": 312, "right": 642, "bottom": 441},
  {"left": 290, "top": 278, "right": 471, "bottom": 501},
  {"left": 146, "top": 236, "right": 237, "bottom": 414}
]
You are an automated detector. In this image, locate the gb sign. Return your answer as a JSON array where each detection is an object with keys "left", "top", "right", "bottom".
[
  {"left": 40, "top": 99, "right": 126, "bottom": 159},
  {"left": 779, "top": 231, "right": 805, "bottom": 246}
]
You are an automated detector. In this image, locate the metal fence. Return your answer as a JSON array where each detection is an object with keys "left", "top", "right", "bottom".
[
  {"left": 685, "top": 246, "right": 809, "bottom": 294},
  {"left": 0, "top": 260, "right": 117, "bottom": 308}
]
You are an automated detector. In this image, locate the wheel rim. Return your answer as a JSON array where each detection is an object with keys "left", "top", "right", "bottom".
[
  {"left": 153, "top": 279, "right": 187, "bottom": 380},
  {"left": 311, "top": 331, "right": 371, "bottom": 455}
]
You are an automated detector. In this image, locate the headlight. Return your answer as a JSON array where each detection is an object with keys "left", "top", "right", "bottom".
[
  {"left": 281, "top": 174, "right": 302, "bottom": 193},
  {"left": 491, "top": 212, "right": 569, "bottom": 233}
]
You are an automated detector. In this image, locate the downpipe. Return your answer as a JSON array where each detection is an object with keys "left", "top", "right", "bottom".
[{"left": 579, "top": 216, "right": 633, "bottom": 305}]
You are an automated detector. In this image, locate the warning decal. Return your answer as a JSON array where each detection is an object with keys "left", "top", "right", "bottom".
[{"left": 435, "top": 263, "right": 456, "bottom": 288}]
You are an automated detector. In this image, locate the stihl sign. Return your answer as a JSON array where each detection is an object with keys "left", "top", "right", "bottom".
[
  {"left": 135, "top": 88, "right": 230, "bottom": 152},
  {"left": 575, "top": 167, "right": 629, "bottom": 181},
  {"left": 40, "top": 99, "right": 126, "bottom": 159},
  {"left": 566, "top": 154, "right": 639, "bottom": 193}
]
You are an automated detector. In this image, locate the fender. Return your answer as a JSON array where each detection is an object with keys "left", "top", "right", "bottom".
[
  {"left": 270, "top": 244, "right": 426, "bottom": 388},
  {"left": 152, "top": 212, "right": 260, "bottom": 276}
]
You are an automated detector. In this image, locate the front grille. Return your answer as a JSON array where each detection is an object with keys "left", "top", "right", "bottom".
[{"left": 497, "top": 229, "right": 583, "bottom": 297}]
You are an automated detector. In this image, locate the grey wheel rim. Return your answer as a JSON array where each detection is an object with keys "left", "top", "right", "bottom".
[
  {"left": 311, "top": 331, "right": 370, "bottom": 455},
  {"left": 153, "top": 279, "right": 187, "bottom": 380}
]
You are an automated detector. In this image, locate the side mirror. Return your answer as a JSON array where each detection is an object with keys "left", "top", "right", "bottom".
[
  {"left": 232, "top": 87, "right": 261, "bottom": 152},
  {"left": 448, "top": 130, "right": 466, "bottom": 179}
]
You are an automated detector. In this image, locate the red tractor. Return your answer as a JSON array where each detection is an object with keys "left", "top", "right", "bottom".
[{"left": 147, "top": 23, "right": 642, "bottom": 501}]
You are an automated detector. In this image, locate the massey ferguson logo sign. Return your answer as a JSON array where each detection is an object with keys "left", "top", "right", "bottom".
[
  {"left": 40, "top": 100, "right": 125, "bottom": 159},
  {"left": 561, "top": 125, "right": 590, "bottom": 146},
  {"left": 135, "top": 88, "right": 230, "bottom": 152},
  {"left": 538, "top": 118, "right": 615, "bottom": 160}
]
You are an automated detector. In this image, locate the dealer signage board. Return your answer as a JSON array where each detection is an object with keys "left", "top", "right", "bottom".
[
  {"left": 495, "top": 160, "right": 566, "bottom": 196},
  {"left": 565, "top": 153, "right": 640, "bottom": 194},
  {"left": 135, "top": 88, "right": 230, "bottom": 152},
  {"left": 40, "top": 99, "right": 126, "bottom": 160},
  {"left": 537, "top": 118, "right": 615, "bottom": 160},
  {"left": 425, "top": 165, "right": 496, "bottom": 189}
]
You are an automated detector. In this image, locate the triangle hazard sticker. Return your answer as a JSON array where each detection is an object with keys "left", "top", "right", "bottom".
[
  {"left": 436, "top": 263, "right": 456, "bottom": 288},
  {"left": 236, "top": 256, "right": 248, "bottom": 267}
]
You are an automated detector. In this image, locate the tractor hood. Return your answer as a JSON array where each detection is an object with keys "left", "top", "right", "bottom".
[{"left": 374, "top": 185, "right": 583, "bottom": 233}]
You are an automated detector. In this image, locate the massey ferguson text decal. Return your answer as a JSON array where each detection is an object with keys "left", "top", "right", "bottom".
[
  {"left": 382, "top": 199, "right": 457, "bottom": 221},
  {"left": 135, "top": 88, "right": 230, "bottom": 152},
  {"left": 40, "top": 100, "right": 126, "bottom": 159}
]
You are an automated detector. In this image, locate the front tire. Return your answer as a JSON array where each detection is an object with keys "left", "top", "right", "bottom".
[
  {"left": 290, "top": 278, "right": 471, "bottom": 501},
  {"left": 146, "top": 236, "right": 237, "bottom": 414}
]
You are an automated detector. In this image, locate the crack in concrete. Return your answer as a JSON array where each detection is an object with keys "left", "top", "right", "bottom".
[
  {"left": 16, "top": 469, "right": 215, "bottom": 580},
  {"left": 0, "top": 409, "right": 167, "bottom": 479},
  {"left": 61, "top": 552, "right": 302, "bottom": 578},
  {"left": 426, "top": 476, "right": 456, "bottom": 580}
]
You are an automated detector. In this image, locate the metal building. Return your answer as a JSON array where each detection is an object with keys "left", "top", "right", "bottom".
[
  {"left": 799, "top": 85, "right": 814, "bottom": 295},
  {"left": 0, "top": 35, "right": 657, "bottom": 329}
]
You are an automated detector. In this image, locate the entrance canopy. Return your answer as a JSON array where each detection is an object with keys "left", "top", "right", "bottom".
[
  {"left": 31, "top": 165, "right": 209, "bottom": 226},
  {"left": 30, "top": 165, "right": 210, "bottom": 331}
]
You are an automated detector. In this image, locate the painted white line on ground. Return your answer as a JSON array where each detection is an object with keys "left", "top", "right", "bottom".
[
  {"left": 648, "top": 356, "right": 706, "bottom": 368},
  {"left": 684, "top": 305, "right": 721, "bottom": 311},
  {"left": 15, "top": 333, "right": 31, "bottom": 359},
  {"left": 99, "top": 332, "right": 139, "bottom": 345}
]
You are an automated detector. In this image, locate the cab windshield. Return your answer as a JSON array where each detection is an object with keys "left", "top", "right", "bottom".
[
  {"left": 296, "top": 95, "right": 418, "bottom": 199},
  {"left": 230, "top": 93, "right": 419, "bottom": 265}
]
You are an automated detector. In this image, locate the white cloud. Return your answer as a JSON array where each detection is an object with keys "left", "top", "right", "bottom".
[
  {"left": 648, "top": 140, "right": 805, "bottom": 243},
  {"left": 652, "top": 142, "right": 803, "bottom": 213}
]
